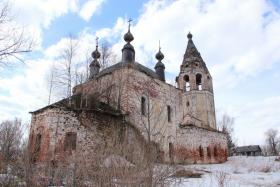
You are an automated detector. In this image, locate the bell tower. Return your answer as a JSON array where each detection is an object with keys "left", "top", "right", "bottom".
[{"left": 177, "top": 32, "right": 216, "bottom": 129}]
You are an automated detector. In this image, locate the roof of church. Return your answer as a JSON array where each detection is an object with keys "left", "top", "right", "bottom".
[
  {"left": 97, "top": 61, "right": 160, "bottom": 80},
  {"left": 181, "top": 32, "right": 209, "bottom": 74},
  {"left": 184, "top": 32, "right": 202, "bottom": 60},
  {"left": 30, "top": 94, "right": 123, "bottom": 116}
]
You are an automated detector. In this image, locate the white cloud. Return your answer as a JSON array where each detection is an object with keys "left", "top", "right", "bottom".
[
  {"left": 79, "top": 0, "right": 106, "bottom": 21},
  {"left": 0, "top": 58, "right": 54, "bottom": 122},
  {"left": 44, "top": 16, "right": 127, "bottom": 63},
  {"left": 231, "top": 96, "right": 280, "bottom": 146},
  {"left": 9, "top": 0, "right": 80, "bottom": 49},
  {"left": 13, "top": 0, "right": 79, "bottom": 28},
  {"left": 8, "top": 0, "right": 106, "bottom": 49}
]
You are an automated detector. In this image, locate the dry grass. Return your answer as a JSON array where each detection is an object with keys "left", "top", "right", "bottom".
[
  {"left": 213, "top": 171, "right": 229, "bottom": 187},
  {"left": 259, "top": 164, "right": 272, "bottom": 173},
  {"left": 172, "top": 169, "right": 203, "bottom": 178}
]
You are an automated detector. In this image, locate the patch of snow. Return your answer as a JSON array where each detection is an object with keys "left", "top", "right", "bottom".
[{"left": 173, "top": 156, "right": 280, "bottom": 187}]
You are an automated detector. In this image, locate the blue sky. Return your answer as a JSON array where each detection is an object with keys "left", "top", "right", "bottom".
[
  {"left": 41, "top": 0, "right": 149, "bottom": 47},
  {"left": 1, "top": 0, "right": 280, "bottom": 146}
]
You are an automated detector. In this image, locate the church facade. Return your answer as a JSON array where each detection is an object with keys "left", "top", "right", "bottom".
[{"left": 28, "top": 25, "right": 227, "bottom": 180}]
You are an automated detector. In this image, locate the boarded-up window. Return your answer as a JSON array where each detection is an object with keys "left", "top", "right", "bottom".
[{"left": 64, "top": 132, "right": 77, "bottom": 151}]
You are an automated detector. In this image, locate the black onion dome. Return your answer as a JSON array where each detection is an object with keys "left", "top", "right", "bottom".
[
  {"left": 187, "top": 32, "right": 193, "bottom": 39},
  {"left": 92, "top": 48, "right": 101, "bottom": 59},
  {"left": 155, "top": 49, "right": 164, "bottom": 61},
  {"left": 124, "top": 30, "right": 134, "bottom": 43}
]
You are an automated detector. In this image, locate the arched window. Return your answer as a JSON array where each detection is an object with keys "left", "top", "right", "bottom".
[
  {"left": 175, "top": 76, "right": 179, "bottom": 88},
  {"left": 167, "top": 105, "right": 171, "bottom": 122},
  {"left": 184, "top": 75, "right": 190, "bottom": 91},
  {"left": 199, "top": 146, "right": 204, "bottom": 158},
  {"left": 196, "top": 74, "right": 202, "bottom": 90},
  {"left": 141, "top": 97, "right": 146, "bottom": 115}
]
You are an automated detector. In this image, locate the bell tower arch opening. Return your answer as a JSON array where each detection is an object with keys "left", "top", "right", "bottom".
[
  {"left": 184, "top": 75, "right": 190, "bottom": 91},
  {"left": 196, "top": 73, "right": 202, "bottom": 90}
]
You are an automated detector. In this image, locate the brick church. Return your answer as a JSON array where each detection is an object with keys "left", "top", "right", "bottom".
[{"left": 28, "top": 23, "right": 227, "bottom": 181}]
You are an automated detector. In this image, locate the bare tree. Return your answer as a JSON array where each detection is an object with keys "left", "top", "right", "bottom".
[
  {"left": 0, "top": 118, "right": 23, "bottom": 169},
  {"left": 13, "top": 136, "right": 34, "bottom": 186},
  {"left": 100, "top": 40, "right": 116, "bottom": 70},
  {"left": 49, "top": 35, "right": 79, "bottom": 99},
  {"left": 62, "top": 36, "right": 77, "bottom": 97},
  {"left": 0, "top": 1, "right": 33, "bottom": 68},
  {"left": 85, "top": 53, "right": 90, "bottom": 80},
  {"left": 0, "top": 119, "right": 34, "bottom": 186},
  {"left": 46, "top": 63, "right": 56, "bottom": 105},
  {"left": 217, "top": 113, "right": 235, "bottom": 155},
  {"left": 265, "top": 128, "right": 279, "bottom": 156},
  {"left": 74, "top": 64, "right": 87, "bottom": 86}
]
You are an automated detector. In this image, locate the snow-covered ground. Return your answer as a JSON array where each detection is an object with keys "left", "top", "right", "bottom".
[{"left": 173, "top": 156, "right": 280, "bottom": 187}]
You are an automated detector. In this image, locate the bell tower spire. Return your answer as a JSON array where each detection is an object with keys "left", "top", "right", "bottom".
[
  {"left": 177, "top": 32, "right": 212, "bottom": 92},
  {"left": 177, "top": 32, "right": 216, "bottom": 129}
]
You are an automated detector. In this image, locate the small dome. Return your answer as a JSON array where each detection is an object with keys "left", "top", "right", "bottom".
[
  {"left": 155, "top": 49, "right": 164, "bottom": 61},
  {"left": 92, "top": 48, "right": 101, "bottom": 59},
  {"left": 124, "top": 30, "right": 134, "bottom": 43},
  {"left": 187, "top": 32, "right": 192, "bottom": 40},
  {"left": 187, "top": 32, "right": 193, "bottom": 39}
]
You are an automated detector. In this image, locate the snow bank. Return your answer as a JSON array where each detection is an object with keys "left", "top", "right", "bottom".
[{"left": 175, "top": 156, "right": 280, "bottom": 187}]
